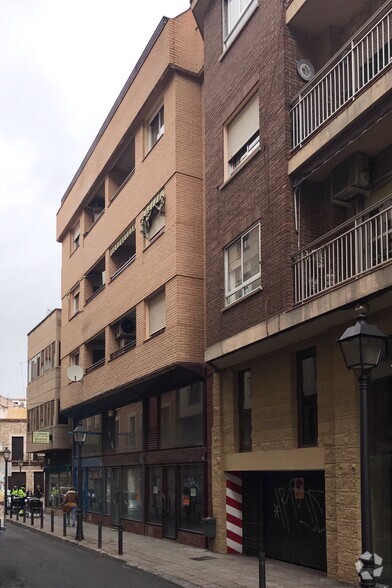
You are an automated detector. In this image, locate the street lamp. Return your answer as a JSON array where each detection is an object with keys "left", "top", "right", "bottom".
[
  {"left": 73, "top": 423, "right": 87, "bottom": 541},
  {"left": 3, "top": 448, "right": 11, "bottom": 525},
  {"left": 18, "top": 459, "right": 23, "bottom": 487},
  {"left": 338, "top": 312, "right": 386, "bottom": 587}
]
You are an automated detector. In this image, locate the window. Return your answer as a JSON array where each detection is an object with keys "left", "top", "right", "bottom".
[
  {"left": 84, "top": 183, "right": 105, "bottom": 232},
  {"left": 147, "top": 466, "right": 162, "bottom": 525},
  {"left": 115, "top": 402, "right": 143, "bottom": 452},
  {"left": 227, "top": 93, "right": 259, "bottom": 176},
  {"left": 70, "top": 286, "right": 80, "bottom": 316},
  {"left": 81, "top": 415, "right": 102, "bottom": 457},
  {"left": 85, "top": 331, "right": 105, "bottom": 372},
  {"left": 225, "top": 224, "right": 261, "bottom": 305},
  {"left": 85, "top": 258, "right": 105, "bottom": 303},
  {"left": 148, "top": 290, "right": 165, "bottom": 336},
  {"left": 140, "top": 189, "right": 165, "bottom": 241},
  {"left": 238, "top": 370, "right": 252, "bottom": 452},
  {"left": 179, "top": 464, "right": 204, "bottom": 533},
  {"left": 71, "top": 221, "right": 80, "bottom": 252},
  {"left": 12, "top": 436, "right": 24, "bottom": 461},
  {"left": 160, "top": 382, "right": 204, "bottom": 449},
  {"left": 109, "top": 222, "right": 136, "bottom": 280},
  {"left": 108, "top": 136, "right": 135, "bottom": 200},
  {"left": 297, "top": 348, "right": 318, "bottom": 447},
  {"left": 87, "top": 467, "right": 103, "bottom": 514},
  {"left": 121, "top": 466, "right": 143, "bottom": 521},
  {"left": 70, "top": 349, "right": 80, "bottom": 366},
  {"left": 223, "top": 0, "right": 258, "bottom": 49},
  {"left": 148, "top": 105, "right": 164, "bottom": 150}
]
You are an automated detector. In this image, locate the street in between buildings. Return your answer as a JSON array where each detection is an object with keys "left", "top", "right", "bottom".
[{"left": 0, "top": 524, "right": 176, "bottom": 588}]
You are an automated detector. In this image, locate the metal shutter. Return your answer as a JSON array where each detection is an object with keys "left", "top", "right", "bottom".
[
  {"left": 149, "top": 290, "right": 165, "bottom": 335},
  {"left": 227, "top": 94, "right": 259, "bottom": 160}
]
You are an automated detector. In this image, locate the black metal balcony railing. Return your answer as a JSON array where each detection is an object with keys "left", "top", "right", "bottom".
[
  {"left": 291, "top": 5, "right": 392, "bottom": 149},
  {"left": 293, "top": 199, "right": 392, "bottom": 303}
]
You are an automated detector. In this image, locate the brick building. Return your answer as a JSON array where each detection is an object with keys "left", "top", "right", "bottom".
[
  {"left": 56, "top": 10, "right": 207, "bottom": 546},
  {"left": 192, "top": 0, "right": 392, "bottom": 584},
  {"left": 26, "top": 309, "right": 71, "bottom": 507}
]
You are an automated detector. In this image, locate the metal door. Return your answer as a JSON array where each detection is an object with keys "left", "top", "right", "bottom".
[
  {"left": 265, "top": 471, "right": 326, "bottom": 570},
  {"left": 111, "top": 468, "right": 121, "bottom": 526},
  {"left": 163, "top": 467, "right": 176, "bottom": 539}
]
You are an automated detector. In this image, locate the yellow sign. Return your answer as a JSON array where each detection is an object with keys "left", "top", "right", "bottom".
[{"left": 33, "top": 431, "right": 50, "bottom": 444}]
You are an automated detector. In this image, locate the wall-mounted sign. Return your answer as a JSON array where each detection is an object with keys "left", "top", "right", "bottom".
[{"left": 33, "top": 431, "right": 50, "bottom": 444}]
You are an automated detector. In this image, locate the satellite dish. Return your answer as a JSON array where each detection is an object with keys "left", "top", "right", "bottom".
[
  {"left": 67, "top": 365, "right": 84, "bottom": 382},
  {"left": 297, "top": 59, "right": 315, "bottom": 82}
]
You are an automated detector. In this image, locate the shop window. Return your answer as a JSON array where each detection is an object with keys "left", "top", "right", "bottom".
[
  {"left": 87, "top": 467, "right": 103, "bottom": 514},
  {"left": 81, "top": 415, "right": 102, "bottom": 457},
  {"left": 121, "top": 466, "right": 143, "bottom": 522},
  {"left": 105, "top": 468, "right": 111, "bottom": 516},
  {"left": 297, "top": 347, "right": 318, "bottom": 447},
  {"left": 238, "top": 369, "right": 252, "bottom": 452},
  {"left": 160, "top": 382, "right": 204, "bottom": 449},
  {"left": 115, "top": 402, "right": 143, "bottom": 452},
  {"left": 179, "top": 464, "right": 204, "bottom": 533},
  {"left": 147, "top": 466, "right": 162, "bottom": 525}
]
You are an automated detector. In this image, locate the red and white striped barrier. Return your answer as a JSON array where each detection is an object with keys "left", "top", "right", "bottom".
[{"left": 225, "top": 471, "right": 243, "bottom": 554}]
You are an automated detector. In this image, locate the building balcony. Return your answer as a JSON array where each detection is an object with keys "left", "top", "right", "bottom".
[
  {"left": 289, "top": 4, "right": 392, "bottom": 172},
  {"left": 293, "top": 198, "right": 392, "bottom": 304},
  {"left": 286, "top": 0, "right": 369, "bottom": 35}
]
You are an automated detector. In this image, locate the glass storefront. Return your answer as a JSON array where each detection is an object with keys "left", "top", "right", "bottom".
[
  {"left": 81, "top": 415, "right": 102, "bottom": 456},
  {"left": 147, "top": 466, "right": 162, "bottom": 524},
  {"left": 87, "top": 467, "right": 103, "bottom": 513},
  {"left": 46, "top": 469, "right": 72, "bottom": 508},
  {"left": 179, "top": 464, "right": 204, "bottom": 533},
  {"left": 121, "top": 466, "right": 143, "bottom": 521}
]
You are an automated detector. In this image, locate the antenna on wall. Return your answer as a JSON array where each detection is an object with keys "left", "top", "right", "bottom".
[{"left": 66, "top": 365, "right": 84, "bottom": 383}]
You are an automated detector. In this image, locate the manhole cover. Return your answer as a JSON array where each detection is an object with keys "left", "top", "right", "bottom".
[{"left": 190, "top": 556, "right": 216, "bottom": 561}]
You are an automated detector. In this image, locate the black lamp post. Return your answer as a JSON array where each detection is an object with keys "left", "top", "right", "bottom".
[
  {"left": 18, "top": 459, "right": 23, "bottom": 487},
  {"left": 73, "top": 423, "right": 87, "bottom": 541},
  {"left": 338, "top": 313, "right": 386, "bottom": 587},
  {"left": 3, "top": 448, "right": 11, "bottom": 525}
]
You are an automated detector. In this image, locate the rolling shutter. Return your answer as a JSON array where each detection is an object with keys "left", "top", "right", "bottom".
[{"left": 227, "top": 94, "right": 259, "bottom": 160}]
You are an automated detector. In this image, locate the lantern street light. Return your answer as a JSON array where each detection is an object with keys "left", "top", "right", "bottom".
[
  {"left": 73, "top": 423, "right": 87, "bottom": 541},
  {"left": 338, "top": 313, "right": 386, "bottom": 587},
  {"left": 3, "top": 448, "right": 11, "bottom": 525}
]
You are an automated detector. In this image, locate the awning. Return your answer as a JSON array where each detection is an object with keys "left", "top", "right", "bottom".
[
  {"left": 140, "top": 189, "right": 165, "bottom": 234},
  {"left": 110, "top": 222, "right": 135, "bottom": 256}
]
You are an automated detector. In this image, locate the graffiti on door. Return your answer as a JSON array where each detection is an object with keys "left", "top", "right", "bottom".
[{"left": 272, "top": 479, "right": 325, "bottom": 535}]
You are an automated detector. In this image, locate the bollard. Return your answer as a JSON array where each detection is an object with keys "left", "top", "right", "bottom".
[
  {"left": 50, "top": 510, "right": 54, "bottom": 532},
  {"left": 63, "top": 512, "right": 67, "bottom": 537},
  {"left": 10, "top": 508, "right": 13, "bottom": 519},
  {"left": 31, "top": 511, "right": 34, "bottom": 526},
  {"left": 40, "top": 508, "right": 44, "bottom": 529},
  {"left": 98, "top": 521, "right": 102, "bottom": 549},
  {"left": 16, "top": 510, "right": 19, "bottom": 521},
  {"left": 259, "top": 552, "right": 266, "bottom": 588},
  {"left": 23, "top": 509, "right": 26, "bottom": 524},
  {"left": 118, "top": 524, "right": 123, "bottom": 556}
]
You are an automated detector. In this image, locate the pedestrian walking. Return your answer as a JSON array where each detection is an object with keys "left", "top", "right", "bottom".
[{"left": 62, "top": 487, "right": 77, "bottom": 527}]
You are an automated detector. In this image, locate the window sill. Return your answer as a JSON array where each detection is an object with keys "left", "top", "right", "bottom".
[
  {"left": 85, "top": 358, "right": 105, "bottom": 374},
  {"left": 219, "top": 1, "right": 259, "bottom": 63},
  {"left": 144, "top": 327, "right": 165, "bottom": 342},
  {"left": 84, "top": 210, "right": 105, "bottom": 238},
  {"left": 110, "top": 255, "right": 136, "bottom": 282},
  {"left": 69, "top": 244, "right": 80, "bottom": 258},
  {"left": 85, "top": 284, "right": 105, "bottom": 305},
  {"left": 109, "top": 341, "right": 136, "bottom": 361},
  {"left": 69, "top": 310, "right": 81, "bottom": 321},
  {"left": 143, "top": 133, "right": 164, "bottom": 162},
  {"left": 218, "top": 146, "right": 261, "bottom": 190},
  {"left": 222, "top": 285, "right": 262, "bottom": 312}
]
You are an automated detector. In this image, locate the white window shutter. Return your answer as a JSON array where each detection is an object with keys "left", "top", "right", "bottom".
[
  {"left": 149, "top": 290, "right": 165, "bottom": 335},
  {"left": 227, "top": 94, "right": 259, "bottom": 160}
]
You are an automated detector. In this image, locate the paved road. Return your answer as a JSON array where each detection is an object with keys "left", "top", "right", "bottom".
[{"left": 0, "top": 524, "right": 176, "bottom": 588}]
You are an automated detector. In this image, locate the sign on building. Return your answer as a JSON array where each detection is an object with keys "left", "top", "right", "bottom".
[{"left": 32, "top": 431, "right": 50, "bottom": 444}]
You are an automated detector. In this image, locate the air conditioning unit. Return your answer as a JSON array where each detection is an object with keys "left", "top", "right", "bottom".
[
  {"left": 330, "top": 152, "right": 370, "bottom": 207},
  {"left": 116, "top": 318, "right": 136, "bottom": 340}
]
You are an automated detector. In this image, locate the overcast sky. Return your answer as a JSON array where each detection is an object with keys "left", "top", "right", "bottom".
[{"left": 0, "top": 0, "right": 190, "bottom": 398}]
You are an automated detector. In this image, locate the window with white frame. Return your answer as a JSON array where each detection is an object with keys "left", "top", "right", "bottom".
[
  {"left": 71, "top": 286, "right": 80, "bottom": 316},
  {"left": 223, "top": 0, "right": 258, "bottom": 49},
  {"left": 148, "top": 105, "right": 164, "bottom": 151},
  {"left": 148, "top": 290, "right": 165, "bottom": 336},
  {"left": 140, "top": 189, "right": 165, "bottom": 242},
  {"left": 227, "top": 93, "right": 260, "bottom": 176},
  {"left": 225, "top": 224, "right": 261, "bottom": 305},
  {"left": 71, "top": 221, "right": 80, "bottom": 252}
]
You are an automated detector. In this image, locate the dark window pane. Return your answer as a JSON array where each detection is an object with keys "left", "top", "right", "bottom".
[
  {"left": 12, "top": 436, "right": 23, "bottom": 461},
  {"left": 239, "top": 370, "right": 252, "bottom": 452},
  {"left": 121, "top": 467, "right": 143, "bottom": 522},
  {"left": 81, "top": 415, "right": 102, "bottom": 456},
  {"left": 87, "top": 467, "right": 103, "bottom": 513},
  {"left": 115, "top": 402, "right": 143, "bottom": 453},
  {"left": 179, "top": 464, "right": 204, "bottom": 533},
  {"left": 147, "top": 466, "right": 162, "bottom": 525},
  {"left": 298, "top": 348, "right": 318, "bottom": 447},
  {"left": 160, "top": 382, "right": 204, "bottom": 449}
]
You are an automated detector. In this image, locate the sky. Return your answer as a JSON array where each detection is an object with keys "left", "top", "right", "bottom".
[{"left": 0, "top": 0, "right": 190, "bottom": 398}]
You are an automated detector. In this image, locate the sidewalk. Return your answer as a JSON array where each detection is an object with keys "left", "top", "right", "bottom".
[{"left": 2, "top": 508, "right": 353, "bottom": 588}]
